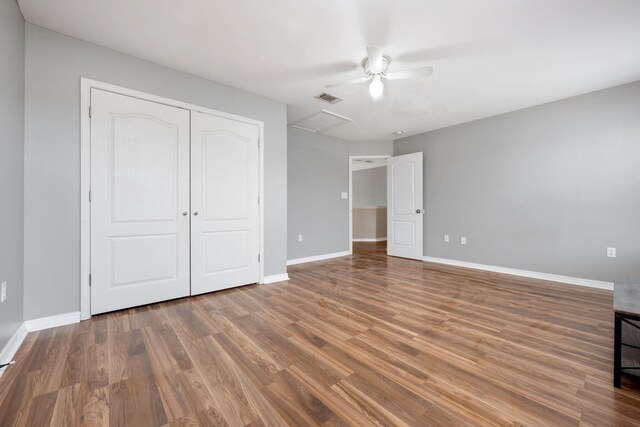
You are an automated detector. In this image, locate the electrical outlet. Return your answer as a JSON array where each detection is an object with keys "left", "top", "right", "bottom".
[
  {"left": 444, "top": 235, "right": 450, "bottom": 243},
  {"left": 461, "top": 237, "right": 467, "bottom": 245},
  {"left": 1, "top": 282, "right": 6, "bottom": 303},
  {"left": 298, "top": 234, "right": 303, "bottom": 242},
  {"left": 607, "top": 247, "right": 616, "bottom": 258}
]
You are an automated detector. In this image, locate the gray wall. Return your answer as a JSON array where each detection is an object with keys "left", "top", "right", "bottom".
[
  {"left": 353, "top": 167, "right": 387, "bottom": 207},
  {"left": 395, "top": 81, "right": 640, "bottom": 283},
  {"left": 353, "top": 208, "right": 386, "bottom": 240},
  {"left": 0, "top": 0, "right": 25, "bottom": 351},
  {"left": 288, "top": 127, "right": 392, "bottom": 260},
  {"left": 24, "top": 24, "right": 288, "bottom": 320}
]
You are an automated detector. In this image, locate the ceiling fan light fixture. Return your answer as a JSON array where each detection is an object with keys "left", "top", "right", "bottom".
[
  {"left": 369, "top": 75, "right": 383, "bottom": 98},
  {"left": 326, "top": 47, "right": 433, "bottom": 100}
]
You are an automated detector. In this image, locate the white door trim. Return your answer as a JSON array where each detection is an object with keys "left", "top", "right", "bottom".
[
  {"left": 348, "top": 155, "right": 390, "bottom": 253},
  {"left": 80, "top": 78, "right": 265, "bottom": 320}
]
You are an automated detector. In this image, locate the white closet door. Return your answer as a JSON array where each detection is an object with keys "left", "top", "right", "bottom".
[
  {"left": 387, "top": 152, "right": 424, "bottom": 260},
  {"left": 90, "top": 89, "right": 191, "bottom": 314},
  {"left": 190, "top": 111, "right": 260, "bottom": 295}
]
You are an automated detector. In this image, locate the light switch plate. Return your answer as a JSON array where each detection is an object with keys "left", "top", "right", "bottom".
[
  {"left": 341, "top": 192, "right": 348, "bottom": 199},
  {"left": 1, "top": 282, "right": 6, "bottom": 303}
]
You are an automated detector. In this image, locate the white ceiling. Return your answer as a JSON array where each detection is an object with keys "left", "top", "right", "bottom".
[
  {"left": 352, "top": 158, "right": 387, "bottom": 171},
  {"left": 18, "top": 0, "right": 640, "bottom": 141}
]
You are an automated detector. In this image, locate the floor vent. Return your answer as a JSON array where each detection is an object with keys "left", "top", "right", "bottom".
[{"left": 314, "top": 92, "right": 342, "bottom": 104}]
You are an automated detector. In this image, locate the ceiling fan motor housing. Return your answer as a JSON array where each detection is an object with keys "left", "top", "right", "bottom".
[{"left": 362, "top": 55, "right": 391, "bottom": 76}]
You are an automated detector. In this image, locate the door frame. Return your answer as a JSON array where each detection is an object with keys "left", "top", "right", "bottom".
[
  {"left": 80, "top": 78, "right": 265, "bottom": 320},
  {"left": 348, "top": 155, "right": 391, "bottom": 253}
]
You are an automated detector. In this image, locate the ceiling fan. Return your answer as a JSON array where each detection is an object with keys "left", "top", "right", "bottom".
[{"left": 326, "top": 47, "right": 434, "bottom": 99}]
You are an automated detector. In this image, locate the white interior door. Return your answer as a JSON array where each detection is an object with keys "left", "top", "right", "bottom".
[
  {"left": 387, "top": 152, "right": 424, "bottom": 260},
  {"left": 190, "top": 111, "right": 260, "bottom": 295},
  {"left": 90, "top": 89, "right": 191, "bottom": 314}
]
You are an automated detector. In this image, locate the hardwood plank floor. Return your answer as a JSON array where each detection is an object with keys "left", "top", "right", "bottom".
[{"left": 1, "top": 242, "right": 639, "bottom": 426}]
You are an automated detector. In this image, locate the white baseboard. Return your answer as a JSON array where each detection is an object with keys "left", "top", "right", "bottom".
[
  {"left": 0, "top": 311, "right": 81, "bottom": 377},
  {"left": 287, "top": 251, "right": 352, "bottom": 266},
  {"left": 423, "top": 256, "right": 613, "bottom": 291},
  {"left": 24, "top": 311, "right": 81, "bottom": 332},
  {"left": 0, "top": 322, "right": 28, "bottom": 376},
  {"left": 262, "top": 273, "right": 290, "bottom": 284},
  {"left": 353, "top": 238, "right": 387, "bottom": 242}
]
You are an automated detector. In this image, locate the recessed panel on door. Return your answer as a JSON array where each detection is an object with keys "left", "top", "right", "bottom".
[
  {"left": 90, "top": 89, "right": 190, "bottom": 314},
  {"left": 387, "top": 152, "right": 424, "bottom": 260},
  {"left": 191, "top": 111, "right": 260, "bottom": 295}
]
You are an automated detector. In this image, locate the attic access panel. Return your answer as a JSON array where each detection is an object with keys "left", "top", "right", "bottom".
[{"left": 289, "top": 110, "right": 353, "bottom": 134}]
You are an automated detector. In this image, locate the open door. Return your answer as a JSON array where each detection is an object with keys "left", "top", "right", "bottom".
[{"left": 387, "top": 152, "right": 424, "bottom": 260}]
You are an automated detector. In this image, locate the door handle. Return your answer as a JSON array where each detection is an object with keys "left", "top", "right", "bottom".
[
  {"left": 182, "top": 212, "right": 188, "bottom": 216},
  {"left": 416, "top": 209, "right": 424, "bottom": 214},
  {"left": 193, "top": 212, "right": 199, "bottom": 216}
]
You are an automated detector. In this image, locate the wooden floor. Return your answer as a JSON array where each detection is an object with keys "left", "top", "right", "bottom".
[{"left": 1, "top": 242, "right": 639, "bottom": 426}]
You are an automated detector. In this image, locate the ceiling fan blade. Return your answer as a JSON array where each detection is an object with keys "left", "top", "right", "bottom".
[
  {"left": 366, "top": 46, "right": 384, "bottom": 74},
  {"left": 384, "top": 66, "right": 434, "bottom": 81},
  {"left": 325, "top": 76, "right": 370, "bottom": 89}
]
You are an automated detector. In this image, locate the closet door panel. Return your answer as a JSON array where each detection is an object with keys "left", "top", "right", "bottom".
[
  {"left": 191, "top": 112, "right": 260, "bottom": 295},
  {"left": 90, "top": 89, "right": 190, "bottom": 314}
]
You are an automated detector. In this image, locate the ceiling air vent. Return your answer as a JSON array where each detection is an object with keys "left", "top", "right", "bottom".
[
  {"left": 314, "top": 92, "right": 342, "bottom": 104},
  {"left": 289, "top": 110, "right": 353, "bottom": 134}
]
